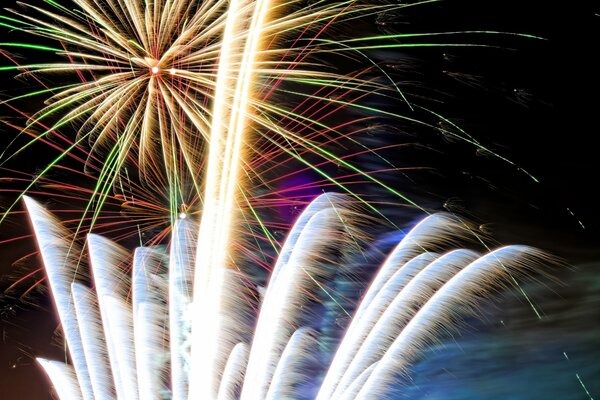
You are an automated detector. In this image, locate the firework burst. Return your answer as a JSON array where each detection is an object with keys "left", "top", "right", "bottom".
[
  {"left": 0, "top": 0, "right": 564, "bottom": 398},
  {"left": 24, "top": 194, "right": 550, "bottom": 400},
  {"left": 1, "top": 0, "right": 542, "bottom": 226}
]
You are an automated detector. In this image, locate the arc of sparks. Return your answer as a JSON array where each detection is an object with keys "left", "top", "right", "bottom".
[{"left": 24, "top": 194, "right": 549, "bottom": 400}]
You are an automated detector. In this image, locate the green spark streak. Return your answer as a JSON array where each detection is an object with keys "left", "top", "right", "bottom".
[
  {"left": 257, "top": 117, "right": 402, "bottom": 229},
  {"left": 44, "top": 0, "right": 67, "bottom": 10},
  {"left": 71, "top": 123, "right": 137, "bottom": 248},
  {"left": 317, "top": 43, "right": 495, "bottom": 53},
  {"left": 323, "top": 189, "right": 365, "bottom": 261},
  {"left": 274, "top": 0, "right": 441, "bottom": 37},
  {"left": 0, "top": 108, "right": 92, "bottom": 168},
  {"left": 237, "top": 196, "right": 271, "bottom": 267},
  {"left": 279, "top": 87, "right": 540, "bottom": 187},
  {"left": 240, "top": 190, "right": 279, "bottom": 255},
  {"left": 336, "top": 30, "right": 545, "bottom": 43},
  {"left": 137, "top": 224, "right": 143, "bottom": 247},
  {"left": 576, "top": 374, "right": 595, "bottom": 400},
  {"left": 308, "top": 30, "right": 544, "bottom": 57},
  {"left": 305, "top": 269, "right": 351, "bottom": 317},
  {"left": 0, "top": 132, "right": 90, "bottom": 225},
  {"left": 418, "top": 105, "right": 540, "bottom": 183},
  {"left": 0, "top": 42, "right": 62, "bottom": 51},
  {"left": 127, "top": 40, "right": 147, "bottom": 54},
  {"left": 0, "top": 15, "right": 26, "bottom": 29},
  {"left": 0, "top": 63, "right": 125, "bottom": 72},
  {"left": 253, "top": 98, "right": 424, "bottom": 213},
  {"left": 0, "top": 84, "right": 87, "bottom": 162},
  {"left": 285, "top": 42, "right": 412, "bottom": 110},
  {"left": 261, "top": 86, "right": 400, "bottom": 170}
]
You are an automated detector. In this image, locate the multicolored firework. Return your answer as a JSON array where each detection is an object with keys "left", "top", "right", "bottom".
[
  {"left": 2, "top": 0, "right": 588, "bottom": 399},
  {"left": 25, "top": 194, "right": 548, "bottom": 400},
  {"left": 0, "top": 0, "right": 541, "bottom": 227},
  {"left": 0, "top": 0, "right": 430, "bottom": 297}
]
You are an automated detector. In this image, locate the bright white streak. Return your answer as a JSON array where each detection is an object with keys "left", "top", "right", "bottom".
[
  {"left": 36, "top": 359, "right": 83, "bottom": 400},
  {"left": 265, "top": 328, "right": 320, "bottom": 400},
  {"left": 23, "top": 196, "right": 91, "bottom": 400},
  {"left": 25, "top": 197, "right": 547, "bottom": 400},
  {"left": 218, "top": 343, "right": 250, "bottom": 400},
  {"left": 71, "top": 283, "right": 115, "bottom": 399},
  {"left": 355, "top": 246, "right": 541, "bottom": 399},
  {"left": 132, "top": 247, "right": 168, "bottom": 400},
  {"left": 189, "top": 0, "right": 270, "bottom": 396},
  {"left": 338, "top": 362, "right": 378, "bottom": 400},
  {"left": 332, "top": 249, "right": 479, "bottom": 398},
  {"left": 188, "top": 0, "right": 244, "bottom": 394},
  {"left": 241, "top": 208, "right": 347, "bottom": 400},
  {"left": 352, "top": 214, "right": 470, "bottom": 325},
  {"left": 318, "top": 213, "right": 470, "bottom": 400},
  {"left": 101, "top": 296, "right": 138, "bottom": 400},
  {"left": 88, "top": 234, "right": 138, "bottom": 400},
  {"left": 169, "top": 220, "right": 196, "bottom": 400},
  {"left": 318, "top": 252, "right": 439, "bottom": 400},
  {"left": 268, "top": 193, "right": 350, "bottom": 290}
]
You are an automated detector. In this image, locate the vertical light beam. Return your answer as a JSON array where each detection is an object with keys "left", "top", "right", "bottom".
[{"left": 189, "top": 0, "right": 271, "bottom": 397}]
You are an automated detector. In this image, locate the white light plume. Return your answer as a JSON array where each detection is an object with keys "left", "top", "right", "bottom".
[{"left": 25, "top": 194, "right": 549, "bottom": 400}]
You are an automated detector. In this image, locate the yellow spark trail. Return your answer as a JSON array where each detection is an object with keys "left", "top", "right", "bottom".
[{"left": 189, "top": 0, "right": 271, "bottom": 397}]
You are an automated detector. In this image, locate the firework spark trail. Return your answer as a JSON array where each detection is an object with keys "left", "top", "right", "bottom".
[
  {"left": 1, "top": 1, "right": 557, "bottom": 399},
  {"left": 0, "top": 0, "right": 543, "bottom": 239},
  {"left": 71, "top": 282, "right": 114, "bottom": 399},
  {"left": 132, "top": 247, "right": 169, "bottom": 399},
  {"left": 316, "top": 251, "right": 439, "bottom": 398},
  {"left": 169, "top": 219, "right": 196, "bottom": 400},
  {"left": 22, "top": 197, "right": 93, "bottom": 400},
  {"left": 35, "top": 358, "right": 82, "bottom": 400},
  {"left": 3, "top": 0, "right": 423, "bottom": 285},
  {"left": 1, "top": 3, "right": 549, "bottom": 321},
  {"left": 353, "top": 246, "right": 544, "bottom": 399},
  {"left": 264, "top": 327, "right": 321, "bottom": 400},
  {"left": 218, "top": 342, "right": 249, "bottom": 399},
  {"left": 241, "top": 199, "right": 363, "bottom": 400},
  {"left": 23, "top": 195, "right": 549, "bottom": 400},
  {"left": 327, "top": 249, "right": 481, "bottom": 399},
  {"left": 189, "top": 0, "right": 269, "bottom": 396},
  {"left": 87, "top": 234, "right": 137, "bottom": 400}
]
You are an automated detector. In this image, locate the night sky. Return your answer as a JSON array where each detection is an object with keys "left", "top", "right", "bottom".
[{"left": 1, "top": 0, "right": 599, "bottom": 399}]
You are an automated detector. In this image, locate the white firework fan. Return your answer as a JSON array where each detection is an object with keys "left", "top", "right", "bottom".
[{"left": 25, "top": 193, "right": 547, "bottom": 400}]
